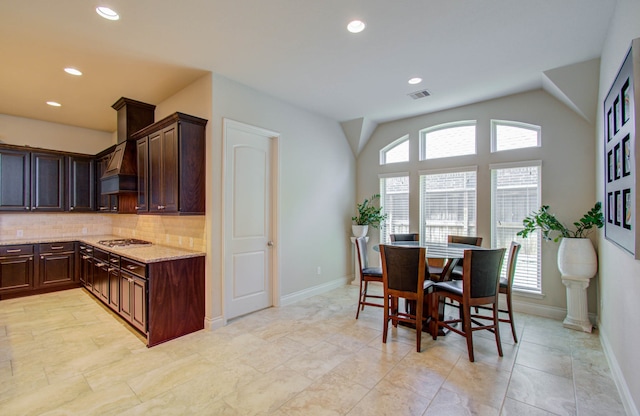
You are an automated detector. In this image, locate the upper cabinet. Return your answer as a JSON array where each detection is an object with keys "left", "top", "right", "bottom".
[
  {"left": 68, "top": 156, "right": 94, "bottom": 212},
  {"left": 133, "top": 113, "right": 207, "bottom": 215},
  {"left": 0, "top": 145, "right": 96, "bottom": 213}
]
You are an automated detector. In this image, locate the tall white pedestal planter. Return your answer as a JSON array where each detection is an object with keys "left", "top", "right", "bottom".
[{"left": 557, "top": 238, "right": 597, "bottom": 332}]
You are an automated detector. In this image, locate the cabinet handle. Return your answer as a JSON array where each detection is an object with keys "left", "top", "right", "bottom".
[
  {"left": 82, "top": 255, "right": 90, "bottom": 260},
  {"left": 6, "top": 249, "right": 22, "bottom": 253},
  {"left": 99, "top": 207, "right": 108, "bottom": 211},
  {"left": 112, "top": 206, "right": 117, "bottom": 210},
  {"left": 86, "top": 249, "right": 93, "bottom": 253},
  {"left": 110, "top": 258, "right": 119, "bottom": 263},
  {"left": 41, "top": 256, "right": 44, "bottom": 260},
  {"left": 158, "top": 205, "right": 165, "bottom": 210},
  {"left": 135, "top": 206, "right": 140, "bottom": 210},
  {"left": 126, "top": 265, "right": 137, "bottom": 270},
  {"left": 96, "top": 262, "right": 106, "bottom": 267},
  {"left": 70, "top": 207, "right": 74, "bottom": 211},
  {"left": 51, "top": 246, "right": 64, "bottom": 250}
]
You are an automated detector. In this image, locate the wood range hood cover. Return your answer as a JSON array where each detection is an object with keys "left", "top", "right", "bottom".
[{"left": 100, "top": 97, "right": 155, "bottom": 195}]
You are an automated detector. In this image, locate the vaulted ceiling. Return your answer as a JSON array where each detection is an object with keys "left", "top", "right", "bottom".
[{"left": 0, "top": 1, "right": 616, "bottom": 133}]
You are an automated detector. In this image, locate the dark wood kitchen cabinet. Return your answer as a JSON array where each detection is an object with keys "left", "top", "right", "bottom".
[
  {"left": 0, "top": 147, "right": 65, "bottom": 212},
  {"left": 133, "top": 112, "right": 207, "bottom": 215},
  {"left": 119, "top": 257, "right": 148, "bottom": 333},
  {"left": 79, "top": 244, "right": 94, "bottom": 289},
  {"left": 31, "top": 152, "right": 65, "bottom": 212},
  {"left": 39, "top": 242, "right": 76, "bottom": 288},
  {"left": 68, "top": 156, "right": 94, "bottom": 212},
  {"left": 0, "top": 148, "right": 30, "bottom": 211},
  {"left": 0, "top": 245, "right": 34, "bottom": 294},
  {"left": 108, "top": 254, "right": 120, "bottom": 312},
  {"left": 92, "top": 248, "right": 109, "bottom": 303}
]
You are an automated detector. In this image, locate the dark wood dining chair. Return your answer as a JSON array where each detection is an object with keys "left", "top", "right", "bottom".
[
  {"left": 380, "top": 244, "right": 434, "bottom": 352},
  {"left": 475, "top": 242, "right": 521, "bottom": 342},
  {"left": 430, "top": 247, "right": 506, "bottom": 362},
  {"left": 390, "top": 233, "right": 419, "bottom": 242},
  {"left": 447, "top": 235, "right": 483, "bottom": 280},
  {"left": 355, "top": 236, "right": 384, "bottom": 319}
]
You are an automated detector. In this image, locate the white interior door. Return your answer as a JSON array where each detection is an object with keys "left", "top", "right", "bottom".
[{"left": 224, "top": 119, "right": 277, "bottom": 320}]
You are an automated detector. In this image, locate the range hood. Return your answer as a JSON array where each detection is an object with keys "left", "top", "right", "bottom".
[{"left": 100, "top": 97, "right": 155, "bottom": 195}]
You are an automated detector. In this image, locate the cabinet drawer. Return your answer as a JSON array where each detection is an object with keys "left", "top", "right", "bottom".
[
  {"left": 0, "top": 244, "right": 34, "bottom": 256},
  {"left": 108, "top": 254, "right": 120, "bottom": 268},
  {"left": 93, "top": 248, "right": 109, "bottom": 263},
  {"left": 121, "top": 258, "right": 146, "bottom": 279},
  {"left": 40, "top": 242, "right": 75, "bottom": 253}
]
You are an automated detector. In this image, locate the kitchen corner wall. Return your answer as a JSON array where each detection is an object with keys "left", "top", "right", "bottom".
[
  {"left": 0, "top": 213, "right": 206, "bottom": 252},
  {"left": 111, "top": 215, "right": 206, "bottom": 252}
]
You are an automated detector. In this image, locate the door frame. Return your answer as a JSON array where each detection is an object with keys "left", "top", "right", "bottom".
[{"left": 221, "top": 118, "right": 280, "bottom": 323}]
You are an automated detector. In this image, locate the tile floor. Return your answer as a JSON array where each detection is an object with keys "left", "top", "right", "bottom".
[{"left": 0, "top": 284, "right": 628, "bottom": 415}]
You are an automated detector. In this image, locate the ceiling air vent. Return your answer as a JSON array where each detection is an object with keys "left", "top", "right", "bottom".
[{"left": 408, "top": 89, "right": 431, "bottom": 100}]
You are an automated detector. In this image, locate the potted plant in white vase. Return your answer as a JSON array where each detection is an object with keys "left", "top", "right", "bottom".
[
  {"left": 517, "top": 202, "right": 604, "bottom": 332},
  {"left": 351, "top": 194, "right": 387, "bottom": 237}
]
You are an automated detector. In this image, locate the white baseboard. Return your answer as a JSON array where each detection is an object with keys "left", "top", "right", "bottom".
[
  {"left": 280, "top": 276, "right": 351, "bottom": 306},
  {"left": 510, "top": 299, "right": 597, "bottom": 325},
  {"left": 599, "top": 325, "right": 639, "bottom": 416},
  {"left": 204, "top": 316, "right": 224, "bottom": 331}
]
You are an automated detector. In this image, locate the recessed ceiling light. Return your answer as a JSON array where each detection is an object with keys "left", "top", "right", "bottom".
[
  {"left": 64, "top": 67, "right": 83, "bottom": 76},
  {"left": 347, "top": 20, "right": 365, "bottom": 33},
  {"left": 96, "top": 6, "right": 119, "bottom": 21},
  {"left": 408, "top": 77, "right": 422, "bottom": 85},
  {"left": 46, "top": 101, "right": 62, "bottom": 107}
]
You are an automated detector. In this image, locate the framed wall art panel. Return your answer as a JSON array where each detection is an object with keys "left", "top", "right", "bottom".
[{"left": 604, "top": 37, "right": 640, "bottom": 258}]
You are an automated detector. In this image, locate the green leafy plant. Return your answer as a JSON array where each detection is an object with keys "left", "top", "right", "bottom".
[
  {"left": 517, "top": 202, "right": 604, "bottom": 242},
  {"left": 352, "top": 194, "right": 388, "bottom": 229}
]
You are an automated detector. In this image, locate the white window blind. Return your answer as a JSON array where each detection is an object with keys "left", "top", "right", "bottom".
[
  {"left": 380, "top": 135, "right": 409, "bottom": 164},
  {"left": 420, "top": 121, "right": 476, "bottom": 160},
  {"left": 492, "top": 120, "right": 541, "bottom": 152},
  {"left": 491, "top": 163, "right": 541, "bottom": 292},
  {"left": 380, "top": 175, "right": 410, "bottom": 243},
  {"left": 420, "top": 168, "right": 477, "bottom": 243}
]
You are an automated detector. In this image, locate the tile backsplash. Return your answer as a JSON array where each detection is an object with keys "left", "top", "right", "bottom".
[{"left": 0, "top": 213, "right": 206, "bottom": 252}]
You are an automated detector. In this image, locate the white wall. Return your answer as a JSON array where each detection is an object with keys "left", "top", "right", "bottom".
[
  {"left": 358, "top": 89, "right": 596, "bottom": 314},
  {"left": 597, "top": 0, "right": 640, "bottom": 413},
  {"left": 0, "top": 114, "right": 113, "bottom": 154},
  {"left": 208, "top": 73, "right": 355, "bottom": 322}
]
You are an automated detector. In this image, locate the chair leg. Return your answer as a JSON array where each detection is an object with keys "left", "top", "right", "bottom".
[
  {"left": 494, "top": 304, "right": 503, "bottom": 357},
  {"left": 430, "top": 293, "right": 439, "bottom": 340},
  {"left": 382, "top": 295, "right": 389, "bottom": 343},
  {"left": 463, "top": 305, "right": 475, "bottom": 362},
  {"left": 355, "top": 278, "right": 365, "bottom": 319},
  {"left": 506, "top": 292, "right": 517, "bottom": 343},
  {"left": 415, "top": 298, "right": 423, "bottom": 352}
]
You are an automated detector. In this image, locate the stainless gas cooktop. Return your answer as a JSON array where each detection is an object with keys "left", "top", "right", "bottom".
[{"left": 97, "top": 238, "right": 152, "bottom": 248}]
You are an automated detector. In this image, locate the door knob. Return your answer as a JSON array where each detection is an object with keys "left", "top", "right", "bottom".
[{"left": 267, "top": 241, "right": 274, "bottom": 247}]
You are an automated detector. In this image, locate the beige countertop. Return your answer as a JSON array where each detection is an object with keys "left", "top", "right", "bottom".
[{"left": 0, "top": 235, "right": 205, "bottom": 263}]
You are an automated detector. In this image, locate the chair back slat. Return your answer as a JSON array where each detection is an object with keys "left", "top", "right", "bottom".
[
  {"left": 506, "top": 242, "right": 522, "bottom": 287},
  {"left": 448, "top": 235, "right": 483, "bottom": 246},
  {"left": 355, "top": 237, "right": 370, "bottom": 271},
  {"left": 466, "top": 248, "right": 505, "bottom": 298},
  {"left": 390, "top": 233, "right": 419, "bottom": 242},
  {"left": 380, "top": 245, "right": 426, "bottom": 293}
]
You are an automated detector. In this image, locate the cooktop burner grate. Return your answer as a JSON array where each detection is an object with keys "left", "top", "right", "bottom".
[{"left": 97, "top": 238, "right": 153, "bottom": 248}]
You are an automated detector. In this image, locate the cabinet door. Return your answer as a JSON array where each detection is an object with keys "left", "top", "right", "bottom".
[
  {"left": 0, "top": 149, "right": 30, "bottom": 211},
  {"left": 96, "top": 155, "right": 110, "bottom": 212},
  {"left": 31, "top": 152, "right": 65, "bottom": 211},
  {"left": 81, "top": 252, "right": 94, "bottom": 289},
  {"left": 0, "top": 255, "right": 33, "bottom": 292},
  {"left": 136, "top": 137, "right": 149, "bottom": 212},
  {"left": 40, "top": 250, "right": 75, "bottom": 287},
  {"left": 68, "top": 157, "right": 95, "bottom": 212},
  {"left": 108, "top": 267, "right": 120, "bottom": 311},
  {"left": 161, "top": 124, "right": 179, "bottom": 212},
  {"left": 120, "top": 273, "right": 132, "bottom": 322},
  {"left": 148, "top": 130, "right": 163, "bottom": 212},
  {"left": 131, "top": 276, "right": 147, "bottom": 333}
]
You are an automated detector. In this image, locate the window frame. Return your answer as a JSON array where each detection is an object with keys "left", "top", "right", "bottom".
[
  {"left": 379, "top": 172, "right": 410, "bottom": 243},
  {"left": 491, "top": 119, "right": 541, "bottom": 153},
  {"left": 419, "top": 165, "right": 478, "bottom": 244},
  {"left": 419, "top": 120, "right": 477, "bottom": 161},
  {"left": 380, "top": 134, "right": 409, "bottom": 165},
  {"left": 490, "top": 160, "right": 542, "bottom": 294}
]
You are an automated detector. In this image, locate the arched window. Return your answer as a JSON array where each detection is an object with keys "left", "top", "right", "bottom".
[
  {"left": 491, "top": 120, "right": 541, "bottom": 152},
  {"left": 380, "top": 135, "right": 409, "bottom": 165},
  {"left": 419, "top": 121, "right": 476, "bottom": 160}
]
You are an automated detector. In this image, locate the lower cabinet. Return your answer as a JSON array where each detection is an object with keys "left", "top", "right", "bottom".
[
  {"left": 0, "top": 245, "right": 34, "bottom": 294},
  {"left": 39, "top": 242, "right": 76, "bottom": 287},
  {"left": 120, "top": 258, "right": 147, "bottom": 334}
]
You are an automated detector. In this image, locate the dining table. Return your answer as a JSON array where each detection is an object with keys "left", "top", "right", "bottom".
[{"left": 374, "top": 240, "right": 486, "bottom": 334}]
